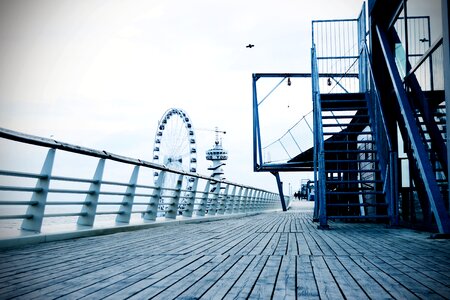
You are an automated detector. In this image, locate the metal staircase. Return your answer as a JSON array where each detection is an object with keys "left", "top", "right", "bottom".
[{"left": 320, "top": 92, "right": 388, "bottom": 221}]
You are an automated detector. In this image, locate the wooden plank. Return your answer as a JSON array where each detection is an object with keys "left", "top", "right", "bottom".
[
  {"left": 297, "top": 255, "right": 320, "bottom": 299},
  {"left": 296, "top": 232, "right": 312, "bottom": 255},
  {"left": 273, "top": 232, "right": 288, "bottom": 255},
  {"left": 310, "top": 256, "right": 343, "bottom": 299},
  {"left": 248, "top": 255, "right": 282, "bottom": 299},
  {"left": 286, "top": 232, "right": 298, "bottom": 255},
  {"left": 173, "top": 254, "right": 242, "bottom": 299},
  {"left": 336, "top": 255, "right": 393, "bottom": 299},
  {"left": 350, "top": 255, "right": 419, "bottom": 299},
  {"left": 323, "top": 256, "right": 369, "bottom": 299},
  {"left": 223, "top": 255, "right": 268, "bottom": 299},
  {"left": 273, "top": 255, "right": 296, "bottom": 299},
  {"left": 130, "top": 255, "right": 232, "bottom": 299},
  {"left": 368, "top": 255, "right": 441, "bottom": 299},
  {"left": 100, "top": 254, "right": 209, "bottom": 299},
  {"left": 194, "top": 255, "right": 256, "bottom": 299},
  {"left": 248, "top": 232, "right": 275, "bottom": 255}
]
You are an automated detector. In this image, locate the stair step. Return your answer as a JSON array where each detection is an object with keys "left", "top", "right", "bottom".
[
  {"left": 322, "top": 114, "right": 369, "bottom": 119},
  {"left": 327, "top": 203, "right": 388, "bottom": 207},
  {"left": 325, "top": 159, "right": 378, "bottom": 163},
  {"left": 325, "top": 140, "right": 376, "bottom": 144},
  {"left": 323, "top": 131, "right": 372, "bottom": 135},
  {"left": 327, "top": 191, "right": 384, "bottom": 195},
  {"left": 324, "top": 149, "right": 377, "bottom": 153},
  {"left": 327, "top": 215, "right": 390, "bottom": 220},
  {"left": 322, "top": 123, "right": 370, "bottom": 127},
  {"left": 326, "top": 169, "right": 381, "bottom": 173},
  {"left": 325, "top": 179, "right": 383, "bottom": 184},
  {"left": 322, "top": 107, "right": 368, "bottom": 111}
]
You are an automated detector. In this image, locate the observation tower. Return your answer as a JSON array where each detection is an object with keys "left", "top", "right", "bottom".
[{"left": 205, "top": 127, "right": 227, "bottom": 180}]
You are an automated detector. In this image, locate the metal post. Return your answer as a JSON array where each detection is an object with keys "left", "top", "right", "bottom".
[
  {"left": 272, "top": 171, "right": 287, "bottom": 211},
  {"left": 182, "top": 177, "right": 198, "bottom": 218},
  {"left": 77, "top": 159, "right": 105, "bottom": 226},
  {"left": 217, "top": 184, "right": 229, "bottom": 215},
  {"left": 196, "top": 180, "right": 210, "bottom": 216},
  {"left": 116, "top": 166, "right": 139, "bottom": 224},
  {"left": 240, "top": 188, "right": 249, "bottom": 213},
  {"left": 225, "top": 185, "right": 236, "bottom": 214},
  {"left": 165, "top": 174, "right": 183, "bottom": 219},
  {"left": 144, "top": 170, "right": 166, "bottom": 221},
  {"left": 21, "top": 149, "right": 56, "bottom": 232},
  {"left": 208, "top": 181, "right": 221, "bottom": 216},
  {"left": 234, "top": 186, "right": 243, "bottom": 213}
]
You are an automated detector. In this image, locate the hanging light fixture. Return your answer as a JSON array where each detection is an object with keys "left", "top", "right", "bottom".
[{"left": 287, "top": 77, "right": 291, "bottom": 86}]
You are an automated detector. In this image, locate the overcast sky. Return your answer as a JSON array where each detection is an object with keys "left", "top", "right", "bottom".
[{"left": 0, "top": 0, "right": 442, "bottom": 194}]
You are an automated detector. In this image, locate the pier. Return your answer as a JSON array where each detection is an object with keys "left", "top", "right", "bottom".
[{"left": 1, "top": 202, "right": 449, "bottom": 299}]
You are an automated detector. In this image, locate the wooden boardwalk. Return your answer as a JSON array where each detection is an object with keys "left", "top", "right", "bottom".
[{"left": 0, "top": 202, "right": 449, "bottom": 299}]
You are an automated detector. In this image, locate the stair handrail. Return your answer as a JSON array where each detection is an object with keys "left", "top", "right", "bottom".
[
  {"left": 311, "top": 44, "right": 327, "bottom": 227},
  {"left": 361, "top": 41, "right": 398, "bottom": 225}
]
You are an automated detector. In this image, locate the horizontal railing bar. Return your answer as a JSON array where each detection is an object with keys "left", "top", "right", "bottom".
[
  {"left": 100, "top": 180, "right": 131, "bottom": 187},
  {"left": 44, "top": 212, "right": 86, "bottom": 218},
  {"left": 0, "top": 186, "right": 43, "bottom": 192},
  {"left": 46, "top": 201, "right": 87, "bottom": 205},
  {"left": 0, "top": 214, "right": 32, "bottom": 220},
  {"left": 135, "top": 184, "right": 157, "bottom": 189},
  {"left": 98, "top": 202, "right": 122, "bottom": 205},
  {"left": 96, "top": 211, "right": 122, "bottom": 215},
  {"left": 98, "top": 191, "right": 131, "bottom": 196},
  {"left": 0, "top": 200, "right": 37, "bottom": 205},
  {"left": 50, "top": 175, "right": 95, "bottom": 184},
  {"left": 133, "top": 193, "right": 153, "bottom": 197},
  {"left": 0, "top": 170, "right": 45, "bottom": 179},
  {"left": 48, "top": 189, "right": 92, "bottom": 194},
  {"left": 130, "top": 210, "right": 152, "bottom": 214}
]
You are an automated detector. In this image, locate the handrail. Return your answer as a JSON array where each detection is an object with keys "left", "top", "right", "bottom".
[
  {"left": 404, "top": 36, "right": 443, "bottom": 81},
  {"left": 0, "top": 127, "right": 282, "bottom": 234}
]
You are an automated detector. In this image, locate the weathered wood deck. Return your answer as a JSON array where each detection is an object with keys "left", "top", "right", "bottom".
[{"left": 0, "top": 202, "right": 449, "bottom": 299}]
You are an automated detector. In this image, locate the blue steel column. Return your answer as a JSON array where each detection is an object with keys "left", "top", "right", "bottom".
[
  {"left": 443, "top": 0, "right": 450, "bottom": 207},
  {"left": 272, "top": 171, "right": 287, "bottom": 211}
]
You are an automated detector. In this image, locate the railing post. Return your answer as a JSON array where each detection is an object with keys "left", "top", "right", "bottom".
[
  {"left": 225, "top": 185, "right": 236, "bottom": 214},
  {"left": 116, "top": 166, "right": 139, "bottom": 224},
  {"left": 233, "top": 187, "right": 243, "bottom": 214},
  {"left": 21, "top": 149, "right": 56, "bottom": 232},
  {"left": 239, "top": 188, "right": 248, "bottom": 213},
  {"left": 77, "top": 159, "right": 105, "bottom": 227},
  {"left": 144, "top": 170, "right": 166, "bottom": 221},
  {"left": 165, "top": 174, "right": 184, "bottom": 219},
  {"left": 182, "top": 177, "right": 198, "bottom": 218},
  {"left": 208, "top": 181, "right": 221, "bottom": 216},
  {"left": 196, "top": 180, "right": 210, "bottom": 216},
  {"left": 217, "top": 184, "right": 229, "bottom": 215}
]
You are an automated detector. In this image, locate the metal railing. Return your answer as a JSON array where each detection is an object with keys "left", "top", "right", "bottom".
[{"left": 0, "top": 128, "right": 281, "bottom": 235}]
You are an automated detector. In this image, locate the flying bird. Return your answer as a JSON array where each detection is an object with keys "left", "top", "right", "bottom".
[{"left": 246, "top": 44, "right": 254, "bottom": 48}]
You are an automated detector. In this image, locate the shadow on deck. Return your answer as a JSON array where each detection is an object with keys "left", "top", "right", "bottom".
[{"left": 0, "top": 202, "right": 449, "bottom": 299}]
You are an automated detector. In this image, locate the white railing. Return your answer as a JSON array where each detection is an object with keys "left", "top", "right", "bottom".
[{"left": 0, "top": 128, "right": 281, "bottom": 236}]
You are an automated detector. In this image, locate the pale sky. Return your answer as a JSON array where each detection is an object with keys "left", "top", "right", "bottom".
[{"left": 0, "top": 0, "right": 441, "bottom": 194}]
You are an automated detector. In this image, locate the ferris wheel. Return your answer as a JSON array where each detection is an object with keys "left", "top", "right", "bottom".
[{"left": 152, "top": 108, "right": 197, "bottom": 214}]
